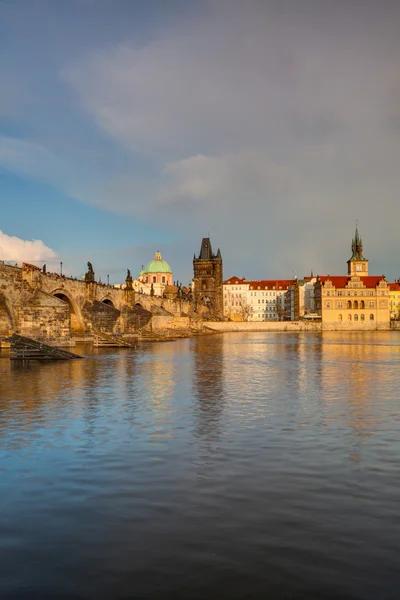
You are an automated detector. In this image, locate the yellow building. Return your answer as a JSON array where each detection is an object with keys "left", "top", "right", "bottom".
[
  {"left": 389, "top": 282, "right": 400, "bottom": 320},
  {"left": 314, "top": 227, "right": 390, "bottom": 330}
]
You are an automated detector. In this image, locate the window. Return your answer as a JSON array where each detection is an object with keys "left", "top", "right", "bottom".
[
  {"left": 370, "top": 314, "right": 374, "bottom": 321},
  {"left": 153, "top": 276, "right": 156, "bottom": 283},
  {"left": 338, "top": 314, "right": 342, "bottom": 321},
  {"left": 361, "top": 314, "right": 365, "bottom": 321},
  {"left": 369, "top": 301, "right": 375, "bottom": 308},
  {"left": 348, "top": 314, "right": 352, "bottom": 321},
  {"left": 347, "top": 300, "right": 352, "bottom": 309},
  {"left": 354, "top": 314, "right": 358, "bottom": 321},
  {"left": 326, "top": 301, "right": 331, "bottom": 308},
  {"left": 353, "top": 300, "right": 358, "bottom": 309},
  {"left": 162, "top": 276, "right": 165, "bottom": 284},
  {"left": 337, "top": 301, "right": 343, "bottom": 308},
  {"left": 360, "top": 300, "right": 365, "bottom": 309}
]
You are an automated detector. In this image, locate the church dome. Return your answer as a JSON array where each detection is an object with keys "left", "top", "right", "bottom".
[{"left": 144, "top": 251, "right": 172, "bottom": 274}]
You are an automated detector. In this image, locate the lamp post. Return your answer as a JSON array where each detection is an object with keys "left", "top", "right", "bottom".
[{"left": 60, "top": 261, "right": 63, "bottom": 276}]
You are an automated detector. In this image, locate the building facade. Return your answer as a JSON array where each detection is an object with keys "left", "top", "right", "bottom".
[
  {"left": 314, "top": 227, "right": 390, "bottom": 329},
  {"left": 389, "top": 282, "right": 400, "bottom": 320},
  {"left": 193, "top": 238, "right": 223, "bottom": 318},
  {"left": 223, "top": 277, "right": 293, "bottom": 321}
]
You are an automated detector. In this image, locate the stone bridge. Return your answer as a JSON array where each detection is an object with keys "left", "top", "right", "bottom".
[{"left": 0, "top": 262, "right": 192, "bottom": 340}]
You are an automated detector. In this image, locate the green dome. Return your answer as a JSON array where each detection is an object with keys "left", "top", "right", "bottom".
[{"left": 144, "top": 251, "right": 172, "bottom": 274}]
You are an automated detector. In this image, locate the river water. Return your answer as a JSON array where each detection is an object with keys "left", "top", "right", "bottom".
[{"left": 0, "top": 332, "right": 399, "bottom": 599}]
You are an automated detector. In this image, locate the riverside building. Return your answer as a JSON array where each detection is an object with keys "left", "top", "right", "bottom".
[
  {"left": 314, "top": 226, "right": 390, "bottom": 329},
  {"left": 223, "top": 277, "right": 293, "bottom": 321}
]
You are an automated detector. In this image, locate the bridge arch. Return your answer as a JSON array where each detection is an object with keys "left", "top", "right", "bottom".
[
  {"left": 50, "top": 289, "right": 84, "bottom": 335},
  {"left": 101, "top": 297, "right": 116, "bottom": 308},
  {"left": 0, "top": 293, "right": 14, "bottom": 336}
]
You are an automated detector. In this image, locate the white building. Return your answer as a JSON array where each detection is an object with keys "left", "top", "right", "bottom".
[{"left": 223, "top": 277, "right": 294, "bottom": 321}]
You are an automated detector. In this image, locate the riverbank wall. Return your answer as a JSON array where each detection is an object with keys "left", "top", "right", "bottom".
[{"left": 204, "top": 321, "right": 395, "bottom": 333}]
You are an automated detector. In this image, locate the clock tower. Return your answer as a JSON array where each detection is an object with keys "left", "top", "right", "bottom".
[{"left": 347, "top": 225, "right": 368, "bottom": 277}]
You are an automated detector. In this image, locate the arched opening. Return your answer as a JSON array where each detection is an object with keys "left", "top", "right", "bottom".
[
  {"left": 354, "top": 314, "right": 358, "bottom": 321},
  {"left": 162, "top": 276, "right": 166, "bottom": 284},
  {"left": 348, "top": 314, "right": 352, "bottom": 321},
  {"left": 338, "top": 314, "right": 342, "bottom": 321},
  {"left": 361, "top": 314, "right": 365, "bottom": 321},
  {"left": 370, "top": 314, "right": 374, "bottom": 321},
  {"left": 53, "top": 292, "right": 82, "bottom": 334},
  {"left": 354, "top": 300, "right": 359, "bottom": 309},
  {"left": 347, "top": 300, "right": 352, "bottom": 309},
  {"left": 152, "top": 276, "right": 156, "bottom": 283},
  {"left": 360, "top": 300, "right": 365, "bottom": 309},
  {"left": 0, "top": 294, "right": 13, "bottom": 336},
  {"left": 102, "top": 298, "right": 115, "bottom": 308}
]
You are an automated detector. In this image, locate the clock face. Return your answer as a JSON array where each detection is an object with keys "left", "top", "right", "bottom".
[{"left": 356, "top": 264, "right": 362, "bottom": 271}]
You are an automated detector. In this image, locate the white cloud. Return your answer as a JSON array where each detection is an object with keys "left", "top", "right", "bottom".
[{"left": 0, "top": 230, "right": 57, "bottom": 263}]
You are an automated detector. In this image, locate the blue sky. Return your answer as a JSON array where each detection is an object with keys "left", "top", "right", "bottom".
[{"left": 1, "top": 0, "right": 400, "bottom": 283}]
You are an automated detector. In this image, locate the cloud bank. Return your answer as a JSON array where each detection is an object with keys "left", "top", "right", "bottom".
[
  {"left": 0, "top": 230, "right": 57, "bottom": 264},
  {"left": 1, "top": 1, "right": 400, "bottom": 280}
]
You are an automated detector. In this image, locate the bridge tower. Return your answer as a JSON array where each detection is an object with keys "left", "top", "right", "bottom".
[{"left": 193, "top": 237, "right": 223, "bottom": 319}]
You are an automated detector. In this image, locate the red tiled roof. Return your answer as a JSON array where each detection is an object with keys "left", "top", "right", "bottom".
[
  {"left": 318, "top": 275, "right": 385, "bottom": 288},
  {"left": 223, "top": 276, "right": 247, "bottom": 284},
  {"left": 389, "top": 283, "right": 400, "bottom": 291},
  {"left": 247, "top": 279, "right": 295, "bottom": 290}
]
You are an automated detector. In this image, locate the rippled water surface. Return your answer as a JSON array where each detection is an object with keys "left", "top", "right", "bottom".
[{"left": 1, "top": 332, "right": 400, "bottom": 599}]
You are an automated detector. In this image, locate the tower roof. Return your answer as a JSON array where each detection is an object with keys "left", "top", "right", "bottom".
[
  {"left": 196, "top": 237, "right": 222, "bottom": 261},
  {"left": 349, "top": 224, "right": 366, "bottom": 261}
]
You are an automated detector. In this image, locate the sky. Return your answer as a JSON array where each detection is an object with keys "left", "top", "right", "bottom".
[{"left": 1, "top": 0, "right": 400, "bottom": 284}]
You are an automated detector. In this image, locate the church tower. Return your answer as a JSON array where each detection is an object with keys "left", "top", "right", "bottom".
[
  {"left": 347, "top": 225, "right": 368, "bottom": 277},
  {"left": 193, "top": 237, "right": 223, "bottom": 318}
]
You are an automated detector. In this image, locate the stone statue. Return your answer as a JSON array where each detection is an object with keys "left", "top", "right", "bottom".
[
  {"left": 85, "top": 261, "right": 95, "bottom": 283},
  {"left": 42, "top": 264, "right": 46, "bottom": 274},
  {"left": 150, "top": 283, "right": 155, "bottom": 297},
  {"left": 125, "top": 268, "right": 133, "bottom": 290}
]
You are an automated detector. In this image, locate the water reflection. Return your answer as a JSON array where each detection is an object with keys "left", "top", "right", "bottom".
[
  {"left": 192, "top": 335, "right": 225, "bottom": 439},
  {"left": 0, "top": 333, "right": 400, "bottom": 600}
]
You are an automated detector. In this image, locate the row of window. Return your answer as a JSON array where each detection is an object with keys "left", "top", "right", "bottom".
[
  {"left": 338, "top": 314, "right": 374, "bottom": 321},
  {"left": 326, "top": 300, "right": 374, "bottom": 309},
  {"left": 326, "top": 290, "right": 376, "bottom": 296}
]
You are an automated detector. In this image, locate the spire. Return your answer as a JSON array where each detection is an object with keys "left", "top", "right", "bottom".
[
  {"left": 350, "top": 223, "right": 365, "bottom": 260},
  {"left": 198, "top": 237, "right": 213, "bottom": 260}
]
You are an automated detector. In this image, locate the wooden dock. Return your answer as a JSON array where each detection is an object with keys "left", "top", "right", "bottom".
[
  {"left": 8, "top": 334, "right": 83, "bottom": 360},
  {"left": 92, "top": 330, "right": 137, "bottom": 348}
]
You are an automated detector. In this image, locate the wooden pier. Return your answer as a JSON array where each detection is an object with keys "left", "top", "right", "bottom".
[
  {"left": 8, "top": 334, "right": 83, "bottom": 360},
  {"left": 92, "top": 330, "right": 137, "bottom": 348}
]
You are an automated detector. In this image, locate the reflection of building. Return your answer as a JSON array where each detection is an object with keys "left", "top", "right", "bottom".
[
  {"left": 314, "top": 226, "right": 390, "bottom": 329},
  {"left": 192, "top": 335, "right": 225, "bottom": 439},
  {"left": 193, "top": 237, "right": 223, "bottom": 318},
  {"left": 223, "top": 276, "right": 293, "bottom": 321},
  {"left": 137, "top": 251, "right": 173, "bottom": 297}
]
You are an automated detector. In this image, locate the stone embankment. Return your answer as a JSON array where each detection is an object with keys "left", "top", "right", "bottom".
[{"left": 203, "top": 321, "right": 322, "bottom": 333}]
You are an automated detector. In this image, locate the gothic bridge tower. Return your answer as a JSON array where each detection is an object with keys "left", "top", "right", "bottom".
[
  {"left": 193, "top": 237, "right": 223, "bottom": 318},
  {"left": 347, "top": 224, "right": 369, "bottom": 277}
]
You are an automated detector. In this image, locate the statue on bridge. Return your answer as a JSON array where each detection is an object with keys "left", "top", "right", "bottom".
[
  {"left": 125, "top": 268, "right": 133, "bottom": 290},
  {"left": 85, "top": 261, "right": 95, "bottom": 283}
]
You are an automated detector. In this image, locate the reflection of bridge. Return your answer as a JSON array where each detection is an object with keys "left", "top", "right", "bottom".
[{"left": 0, "top": 262, "right": 191, "bottom": 340}]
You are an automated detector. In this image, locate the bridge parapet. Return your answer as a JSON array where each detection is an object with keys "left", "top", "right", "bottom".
[{"left": 1, "top": 263, "right": 193, "bottom": 340}]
